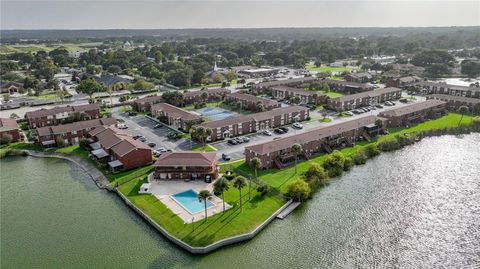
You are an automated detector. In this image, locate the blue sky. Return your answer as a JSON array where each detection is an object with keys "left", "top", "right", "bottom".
[{"left": 1, "top": 1, "right": 479, "bottom": 29}]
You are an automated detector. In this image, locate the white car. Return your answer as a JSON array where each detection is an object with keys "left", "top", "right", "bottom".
[
  {"left": 345, "top": 111, "right": 354, "bottom": 116},
  {"left": 262, "top": 130, "right": 273, "bottom": 136},
  {"left": 292, "top": 122, "right": 304, "bottom": 129},
  {"left": 117, "top": 123, "right": 128, "bottom": 129}
]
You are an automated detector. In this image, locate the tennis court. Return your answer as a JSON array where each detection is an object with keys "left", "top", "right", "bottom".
[{"left": 195, "top": 107, "right": 238, "bottom": 121}]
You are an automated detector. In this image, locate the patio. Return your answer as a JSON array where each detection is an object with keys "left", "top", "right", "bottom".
[{"left": 144, "top": 173, "right": 231, "bottom": 223}]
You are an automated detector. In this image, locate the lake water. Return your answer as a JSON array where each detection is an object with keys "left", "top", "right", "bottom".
[{"left": 1, "top": 134, "right": 479, "bottom": 268}]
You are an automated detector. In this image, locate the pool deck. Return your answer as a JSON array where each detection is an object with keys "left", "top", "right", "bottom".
[{"left": 147, "top": 174, "right": 232, "bottom": 223}]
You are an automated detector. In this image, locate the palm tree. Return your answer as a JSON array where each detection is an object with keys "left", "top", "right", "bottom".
[
  {"left": 195, "top": 126, "right": 205, "bottom": 147},
  {"left": 233, "top": 176, "right": 247, "bottom": 211},
  {"left": 189, "top": 128, "right": 196, "bottom": 149},
  {"left": 213, "top": 177, "right": 229, "bottom": 212},
  {"left": 205, "top": 128, "right": 212, "bottom": 150},
  {"left": 198, "top": 190, "right": 212, "bottom": 221},
  {"left": 106, "top": 87, "right": 113, "bottom": 107},
  {"left": 250, "top": 157, "right": 262, "bottom": 201},
  {"left": 457, "top": 105, "right": 469, "bottom": 126},
  {"left": 292, "top": 143, "right": 303, "bottom": 174}
]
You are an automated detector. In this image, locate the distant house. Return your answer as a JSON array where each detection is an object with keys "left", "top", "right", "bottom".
[
  {"left": 225, "top": 93, "right": 280, "bottom": 112},
  {"left": 321, "top": 79, "right": 374, "bottom": 93},
  {"left": 0, "top": 81, "right": 23, "bottom": 94},
  {"left": 327, "top": 87, "right": 402, "bottom": 111},
  {"left": 270, "top": 86, "right": 327, "bottom": 105},
  {"left": 254, "top": 77, "right": 318, "bottom": 92},
  {"left": 36, "top": 117, "right": 116, "bottom": 147},
  {"left": 25, "top": 104, "right": 101, "bottom": 129},
  {"left": 153, "top": 151, "right": 219, "bottom": 182},
  {"left": 151, "top": 103, "right": 202, "bottom": 131},
  {"left": 345, "top": 72, "right": 375, "bottom": 83},
  {"left": 0, "top": 118, "right": 21, "bottom": 143},
  {"left": 378, "top": 100, "right": 447, "bottom": 127},
  {"left": 386, "top": 76, "right": 422, "bottom": 88},
  {"left": 93, "top": 74, "right": 132, "bottom": 91},
  {"left": 414, "top": 82, "right": 480, "bottom": 98},
  {"left": 89, "top": 126, "right": 152, "bottom": 171},
  {"left": 133, "top": 95, "right": 164, "bottom": 112}
]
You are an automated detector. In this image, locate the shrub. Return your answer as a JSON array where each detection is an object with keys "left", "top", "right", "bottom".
[
  {"left": 0, "top": 134, "right": 13, "bottom": 145},
  {"left": 79, "top": 138, "right": 90, "bottom": 150},
  {"left": 224, "top": 173, "right": 236, "bottom": 181},
  {"left": 322, "top": 150, "right": 346, "bottom": 177},
  {"left": 343, "top": 157, "right": 354, "bottom": 171},
  {"left": 353, "top": 151, "right": 367, "bottom": 165},
  {"left": 304, "top": 163, "right": 329, "bottom": 189},
  {"left": 377, "top": 138, "right": 401, "bottom": 151},
  {"left": 363, "top": 144, "right": 380, "bottom": 158},
  {"left": 286, "top": 180, "right": 311, "bottom": 201},
  {"left": 256, "top": 184, "right": 268, "bottom": 196}
]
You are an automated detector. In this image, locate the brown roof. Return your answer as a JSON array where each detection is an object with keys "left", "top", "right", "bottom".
[
  {"left": 198, "top": 105, "right": 308, "bottom": 129},
  {"left": 428, "top": 94, "right": 480, "bottom": 104},
  {"left": 154, "top": 151, "right": 216, "bottom": 167},
  {"left": 134, "top": 95, "right": 163, "bottom": 105},
  {"left": 0, "top": 118, "right": 19, "bottom": 132},
  {"left": 26, "top": 104, "right": 100, "bottom": 119},
  {"left": 228, "top": 93, "right": 279, "bottom": 106},
  {"left": 330, "top": 87, "right": 402, "bottom": 103},
  {"left": 36, "top": 117, "right": 116, "bottom": 137},
  {"left": 271, "top": 86, "right": 324, "bottom": 96},
  {"left": 151, "top": 103, "right": 202, "bottom": 121},
  {"left": 379, "top": 100, "right": 446, "bottom": 117},
  {"left": 415, "top": 82, "right": 480, "bottom": 92},
  {"left": 111, "top": 137, "right": 150, "bottom": 157},
  {"left": 256, "top": 77, "right": 318, "bottom": 88},
  {"left": 184, "top": 88, "right": 230, "bottom": 98},
  {"left": 246, "top": 116, "right": 377, "bottom": 155},
  {"left": 321, "top": 79, "right": 372, "bottom": 89}
]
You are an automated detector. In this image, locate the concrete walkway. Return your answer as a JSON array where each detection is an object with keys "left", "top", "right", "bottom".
[{"left": 24, "top": 150, "right": 113, "bottom": 190}]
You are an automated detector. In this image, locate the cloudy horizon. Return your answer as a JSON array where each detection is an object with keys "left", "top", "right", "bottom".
[{"left": 1, "top": 0, "right": 479, "bottom": 30}]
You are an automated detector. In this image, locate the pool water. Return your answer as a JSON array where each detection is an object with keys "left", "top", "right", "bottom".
[{"left": 171, "top": 189, "right": 215, "bottom": 214}]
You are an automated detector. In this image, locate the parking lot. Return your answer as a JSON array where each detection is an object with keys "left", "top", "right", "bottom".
[{"left": 113, "top": 110, "right": 194, "bottom": 152}]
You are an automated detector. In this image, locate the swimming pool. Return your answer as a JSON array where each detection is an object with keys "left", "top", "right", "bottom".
[
  {"left": 171, "top": 189, "right": 215, "bottom": 214},
  {"left": 195, "top": 107, "right": 237, "bottom": 121}
]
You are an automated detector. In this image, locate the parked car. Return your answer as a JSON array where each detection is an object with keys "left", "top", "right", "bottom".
[
  {"left": 227, "top": 139, "right": 238, "bottom": 145},
  {"left": 234, "top": 137, "right": 244, "bottom": 144},
  {"left": 369, "top": 106, "right": 377, "bottom": 110},
  {"left": 274, "top": 128, "right": 284, "bottom": 134},
  {"left": 292, "top": 122, "right": 303, "bottom": 129},
  {"left": 154, "top": 124, "right": 163, "bottom": 128},
  {"left": 280, "top": 127, "right": 289, "bottom": 133},
  {"left": 157, "top": 147, "right": 168, "bottom": 153},
  {"left": 139, "top": 137, "right": 147, "bottom": 142},
  {"left": 242, "top": 136, "right": 250, "bottom": 143},
  {"left": 352, "top": 110, "right": 360, "bottom": 114},
  {"left": 153, "top": 150, "right": 161, "bottom": 157},
  {"left": 399, "top": 98, "right": 408, "bottom": 103},
  {"left": 263, "top": 130, "right": 273, "bottom": 136},
  {"left": 385, "top": 101, "right": 393, "bottom": 106},
  {"left": 133, "top": 135, "right": 142, "bottom": 140},
  {"left": 375, "top": 104, "right": 383, "bottom": 109},
  {"left": 117, "top": 123, "right": 128, "bottom": 129},
  {"left": 147, "top": 142, "right": 156, "bottom": 148},
  {"left": 222, "top": 153, "right": 231, "bottom": 161}
]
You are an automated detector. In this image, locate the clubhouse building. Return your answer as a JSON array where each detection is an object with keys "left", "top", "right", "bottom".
[{"left": 153, "top": 152, "right": 219, "bottom": 182}]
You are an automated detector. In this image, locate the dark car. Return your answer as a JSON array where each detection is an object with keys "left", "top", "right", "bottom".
[
  {"left": 280, "top": 127, "right": 289, "bottom": 133},
  {"left": 399, "top": 98, "right": 408, "bottom": 103},
  {"left": 375, "top": 104, "right": 383, "bottom": 109},
  {"left": 139, "top": 137, "right": 147, "bottom": 142},
  {"left": 147, "top": 142, "right": 156, "bottom": 148},
  {"left": 242, "top": 137, "right": 250, "bottom": 142},
  {"left": 274, "top": 128, "right": 284, "bottom": 134},
  {"left": 133, "top": 135, "right": 142, "bottom": 140},
  {"left": 154, "top": 124, "right": 163, "bottom": 128},
  {"left": 227, "top": 139, "right": 238, "bottom": 145},
  {"left": 222, "top": 153, "right": 231, "bottom": 161}
]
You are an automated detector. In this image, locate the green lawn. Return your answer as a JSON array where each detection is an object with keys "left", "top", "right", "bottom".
[
  {"left": 305, "top": 63, "right": 354, "bottom": 72},
  {"left": 192, "top": 144, "right": 217, "bottom": 152},
  {"left": 119, "top": 177, "right": 285, "bottom": 246},
  {"left": 184, "top": 102, "right": 221, "bottom": 111},
  {"left": 318, "top": 90, "right": 344, "bottom": 98},
  {"left": 321, "top": 117, "right": 333, "bottom": 123},
  {"left": 230, "top": 113, "right": 476, "bottom": 193}
]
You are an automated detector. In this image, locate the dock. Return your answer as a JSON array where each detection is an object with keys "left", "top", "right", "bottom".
[{"left": 276, "top": 202, "right": 301, "bottom": 220}]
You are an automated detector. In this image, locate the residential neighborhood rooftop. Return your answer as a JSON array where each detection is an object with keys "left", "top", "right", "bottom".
[
  {"left": 154, "top": 151, "right": 217, "bottom": 167},
  {"left": 379, "top": 99, "right": 446, "bottom": 117},
  {"left": 151, "top": 103, "right": 202, "bottom": 121}
]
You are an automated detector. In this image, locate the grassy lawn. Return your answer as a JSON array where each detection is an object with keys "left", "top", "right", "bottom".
[
  {"left": 34, "top": 93, "right": 59, "bottom": 100},
  {"left": 118, "top": 176, "right": 285, "bottom": 246},
  {"left": 330, "top": 76, "right": 344, "bottom": 80},
  {"left": 318, "top": 90, "right": 344, "bottom": 98},
  {"left": 305, "top": 63, "right": 353, "bottom": 72},
  {"left": 184, "top": 102, "right": 221, "bottom": 111},
  {"left": 321, "top": 117, "right": 333, "bottom": 123},
  {"left": 192, "top": 144, "right": 217, "bottom": 152},
  {"left": 229, "top": 113, "right": 476, "bottom": 193}
]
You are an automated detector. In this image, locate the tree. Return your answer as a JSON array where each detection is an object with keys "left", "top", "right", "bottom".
[
  {"left": 457, "top": 105, "right": 469, "bottom": 126},
  {"left": 250, "top": 157, "right": 262, "bottom": 201},
  {"left": 375, "top": 118, "right": 384, "bottom": 129},
  {"left": 0, "top": 134, "right": 13, "bottom": 145},
  {"left": 201, "top": 91, "right": 209, "bottom": 103},
  {"left": 212, "top": 73, "right": 224, "bottom": 84},
  {"left": 461, "top": 60, "right": 480, "bottom": 78},
  {"left": 131, "top": 79, "right": 154, "bottom": 91},
  {"left": 424, "top": 64, "right": 450, "bottom": 78},
  {"left": 291, "top": 144, "right": 303, "bottom": 174},
  {"left": 224, "top": 70, "right": 238, "bottom": 82},
  {"left": 56, "top": 88, "right": 66, "bottom": 103},
  {"left": 322, "top": 150, "right": 346, "bottom": 177},
  {"left": 303, "top": 163, "right": 329, "bottom": 188},
  {"left": 314, "top": 60, "right": 322, "bottom": 67},
  {"left": 213, "top": 177, "right": 229, "bottom": 212},
  {"left": 198, "top": 190, "right": 212, "bottom": 221},
  {"left": 233, "top": 176, "right": 247, "bottom": 211},
  {"left": 55, "top": 136, "right": 65, "bottom": 147},
  {"left": 2, "top": 94, "right": 10, "bottom": 102},
  {"left": 77, "top": 79, "right": 105, "bottom": 101},
  {"left": 107, "top": 65, "right": 122, "bottom": 74},
  {"left": 256, "top": 102, "right": 265, "bottom": 112},
  {"left": 286, "top": 180, "right": 311, "bottom": 202}
]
